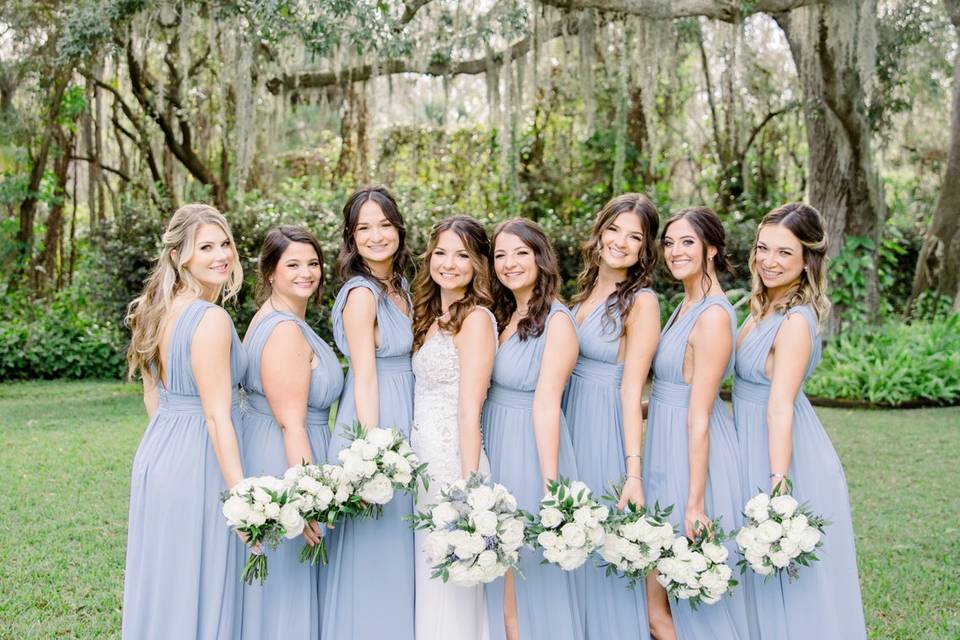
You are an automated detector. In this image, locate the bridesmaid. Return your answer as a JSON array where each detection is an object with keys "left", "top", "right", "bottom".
[
  {"left": 643, "top": 207, "right": 749, "bottom": 640},
  {"left": 562, "top": 193, "right": 661, "bottom": 640},
  {"left": 239, "top": 226, "right": 344, "bottom": 639},
  {"left": 482, "top": 218, "right": 584, "bottom": 640},
  {"left": 322, "top": 186, "right": 416, "bottom": 640},
  {"left": 733, "top": 203, "right": 866, "bottom": 639},
  {"left": 122, "top": 204, "right": 246, "bottom": 640},
  {"left": 411, "top": 216, "right": 497, "bottom": 640}
]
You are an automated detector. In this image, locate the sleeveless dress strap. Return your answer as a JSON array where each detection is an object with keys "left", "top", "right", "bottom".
[
  {"left": 168, "top": 300, "right": 217, "bottom": 393},
  {"left": 331, "top": 276, "right": 383, "bottom": 356},
  {"left": 476, "top": 306, "right": 499, "bottom": 351}
]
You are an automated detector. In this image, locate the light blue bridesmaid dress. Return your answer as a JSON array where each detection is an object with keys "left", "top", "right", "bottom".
[
  {"left": 642, "top": 296, "right": 749, "bottom": 640},
  {"left": 562, "top": 291, "right": 656, "bottom": 640},
  {"left": 733, "top": 304, "right": 866, "bottom": 640},
  {"left": 123, "top": 300, "right": 247, "bottom": 640},
  {"left": 321, "top": 275, "right": 416, "bottom": 640},
  {"left": 239, "top": 310, "right": 344, "bottom": 639},
  {"left": 482, "top": 301, "right": 584, "bottom": 640}
]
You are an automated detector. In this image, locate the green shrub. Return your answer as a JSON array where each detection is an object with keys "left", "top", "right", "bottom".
[
  {"left": 807, "top": 315, "right": 960, "bottom": 406},
  {"left": 0, "top": 291, "right": 126, "bottom": 381}
]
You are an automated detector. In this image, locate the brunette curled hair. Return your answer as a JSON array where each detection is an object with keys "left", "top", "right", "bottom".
[
  {"left": 571, "top": 193, "right": 659, "bottom": 336},
  {"left": 490, "top": 218, "right": 561, "bottom": 341},
  {"left": 255, "top": 225, "right": 325, "bottom": 305},
  {"left": 660, "top": 206, "right": 734, "bottom": 295},
  {"left": 412, "top": 216, "right": 494, "bottom": 352},
  {"left": 335, "top": 185, "right": 410, "bottom": 292}
]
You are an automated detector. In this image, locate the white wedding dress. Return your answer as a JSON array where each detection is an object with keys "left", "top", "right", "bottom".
[{"left": 411, "top": 310, "right": 494, "bottom": 640}]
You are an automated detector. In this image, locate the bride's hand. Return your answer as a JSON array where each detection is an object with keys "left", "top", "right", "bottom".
[{"left": 617, "top": 476, "right": 645, "bottom": 511}]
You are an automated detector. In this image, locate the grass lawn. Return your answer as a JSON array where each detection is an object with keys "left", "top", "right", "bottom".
[{"left": 0, "top": 381, "right": 957, "bottom": 639}]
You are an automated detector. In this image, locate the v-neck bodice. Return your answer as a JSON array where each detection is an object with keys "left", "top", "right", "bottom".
[
  {"left": 652, "top": 295, "right": 736, "bottom": 386},
  {"left": 735, "top": 304, "right": 820, "bottom": 387}
]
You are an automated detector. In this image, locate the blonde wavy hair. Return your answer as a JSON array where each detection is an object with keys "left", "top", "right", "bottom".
[
  {"left": 749, "top": 202, "right": 830, "bottom": 326},
  {"left": 125, "top": 203, "right": 243, "bottom": 382}
]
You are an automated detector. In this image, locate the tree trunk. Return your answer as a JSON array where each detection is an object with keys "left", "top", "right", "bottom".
[
  {"left": 911, "top": 0, "right": 960, "bottom": 303},
  {"left": 32, "top": 133, "right": 73, "bottom": 293},
  {"left": 775, "top": 2, "right": 887, "bottom": 332}
]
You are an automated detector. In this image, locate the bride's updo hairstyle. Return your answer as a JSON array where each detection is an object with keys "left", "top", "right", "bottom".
[
  {"left": 749, "top": 202, "right": 830, "bottom": 325},
  {"left": 125, "top": 204, "right": 242, "bottom": 382},
  {"left": 411, "top": 216, "right": 493, "bottom": 352},
  {"left": 489, "top": 217, "right": 561, "bottom": 341}
]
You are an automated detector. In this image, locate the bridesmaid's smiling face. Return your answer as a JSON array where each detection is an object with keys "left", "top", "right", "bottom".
[
  {"left": 493, "top": 232, "right": 538, "bottom": 293},
  {"left": 755, "top": 223, "right": 804, "bottom": 295},
  {"left": 354, "top": 200, "right": 400, "bottom": 268},
  {"left": 600, "top": 212, "right": 645, "bottom": 271},
  {"left": 273, "top": 241, "right": 322, "bottom": 301},
  {"left": 429, "top": 230, "right": 474, "bottom": 294},
  {"left": 663, "top": 218, "right": 715, "bottom": 282},
  {"left": 182, "top": 223, "right": 236, "bottom": 294}
]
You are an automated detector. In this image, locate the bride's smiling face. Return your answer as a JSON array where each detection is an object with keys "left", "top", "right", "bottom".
[{"left": 429, "top": 230, "right": 475, "bottom": 294}]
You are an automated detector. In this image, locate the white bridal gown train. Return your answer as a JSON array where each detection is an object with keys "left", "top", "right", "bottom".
[{"left": 411, "top": 310, "right": 495, "bottom": 640}]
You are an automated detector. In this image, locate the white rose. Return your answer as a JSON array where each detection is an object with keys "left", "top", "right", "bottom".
[
  {"left": 573, "top": 506, "right": 596, "bottom": 526},
  {"left": 471, "top": 510, "right": 499, "bottom": 537},
  {"left": 671, "top": 537, "right": 691, "bottom": 558},
  {"left": 560, "top": 523, "right": 587, "bottom": 548},
  {"left": 593, "top": 505, "right": 610, "bottom": 523},
  {"left": 454, "top": 533, "right": 486, "bottom": 560},
  {"left": 701, "top": 541, "right": 729, "bottom": 564},
  {"left": 755, "top": 519, "right": 784, "bottom": 544},
  {"left": 256, "top": 475, "right": 286, "bottom": 493},
  {"left": 585, "top": 525, "right": 605, "bottom": 547},
  {"left": 246, "top": 509, "right": 267, "bottom": 527},
  {"left": 699, "top": 568, "right": 728, "bottom": 594},
  {"left": 314, "top": 486, "right": 334, "bottom": 511},
  {"left": 688, "top": 551, "right": 708, "bottom": 573},
  {"left": 752, "top": 562, "right": 775, "bottom": 576},
  {"left": 499, "top": 519, "right": 525, "bottom": 550},
  {"left": 543, "top": 547, "right": 564, "bottom": 565},
  {"left": 736, "top": 526, "right": 757, "bottom": 550},
  {"left": 770, "top": 494, "right": 799, "bottom": 519},
  {"left": 476, "top": 549, "right": 498, "bottom": 569},
  {"left": 360, "top": 473, "right": 394, "bottom": 505},
  {"left": 431, "top": 502, "right": 460, "bottom": 528},
  {"left": 558, "top": 548, "right": 588, "bottom": 571},
  {"left": 467, "top": 485, "right": 497, "bottom": 511},
  {"left": 334, "top": 484, "right": 351, "bottom": 504},
  {"left": 769, "top": 550, "right": 791, "bottom": 568},
  {"left": 537, "top": 531, "right": 563, "bottom": 550},
  {"left": 569, "top": 481, "right": 591, "bottom": 503},
  {"left": 790, "top": 513, "right": 809, "bottom": 531},
  {"left": 252, "top": 486, "right": 272, "bottom": 505},
  {"left": 297, "top": 476, "right": 323, "bottom": 494},
  {"left": 744, "top": 492, "right": 770, "bottom": 516},
  {"left": 539, "top": 507, "right": 564, "bottom": 529},
  {"left": 360, "top": 441, "right": 380, "bottom": 460},
  {"left": 222, "top": 496, "right": 252, "bottom": 525},
  {"left": 366, "top": 428, "right": 395, "bottom": 449},
  {"left": 799, "top": 527, "right": 822, "bottom": 553},
  {"left": 279, "top": 503, "right": 305, "bottom": 538},
  {"left": 701, "top": 594, "right": 721, "bottom": 605},
  {"left": 715, "top": 563, "right": 733, "bottom": 582},
  {"left": 779, "top": 537, "right": 800, "bottom": 557},
  {"left": 425, "top": 531, "right": 451, "bottom": 563},
  {"left": 264, "top": 502, "right": 281, "bottom": 519},
  {"left": 447, "top": 562, "right": 472, "bottom": 585},
  {"left": 600, "top": 539, "right": 623, "bottom": 564},
  {"left": 744, "top": 550, "right": 767, "bottom": 567},
  {"left": 381, "top": 450, "right": 404, "bottom": 470}
]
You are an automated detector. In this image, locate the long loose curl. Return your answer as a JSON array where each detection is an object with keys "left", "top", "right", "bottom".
[
  {"left": 749, "top": 202, "right": 830, "bottom": 326},
  {"left": 490, "top": 218, "right": 561, "bottom": 341},
  {"left": 571, "top": 193, "right": 659, "bottom": 336},
  {"left": 124, "top": 204, "right": 243, "bottom": 383},
  {"left": 335, "top": 185, "right": 410, "bottom": 292},
  {"left": 412, "top": 216, "right": 494, "bottom": 352}
]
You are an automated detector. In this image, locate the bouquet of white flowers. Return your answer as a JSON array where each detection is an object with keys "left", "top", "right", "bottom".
[
  {"left": 599, "top": 498, "right": 676, "bottom": 590},
  {"left": 525, "top": 477, "right": 608, "bottom": 571},
  {"left": 283, "top": 462, "right": 363, "bottom": 566},
  {"left": 655, "top": 519, "right": 737, "bottom": 608},
  {"left": 221, "top": 475, "right": 306, "bottom": 584},
  {"left": 338, "top": 422, "right": 430, "bottom": 517},
  {"left": 410, "top": 472, "right": 527, "bottom": 587},
  {"left": 735, "top": 483, "right": 828, "bottom": 581}
]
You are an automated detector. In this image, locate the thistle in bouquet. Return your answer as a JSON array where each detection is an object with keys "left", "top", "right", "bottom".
[
  {"left": 735, "top": 480, "right": 829, "bottom": 581},
  {"left": 338, "top": 422, "right": 430, "bottom": 517},
  {"left": 409, "top": 472, "right": 527, "bottom": 586},
  {"left": 221, "top": 475, "right": 306, "bottom": 585},
  {"left": 525, "top": 477, "right": 608, "bottom": 571},
  {"left": 598, "top": 481, "right": 677, "bottom": 589},
  {"left": 655, "top": 518, "right": 738, "bottom": 609},
  {"left": 283, "top": 462, "right": 361, "bottom": 566}
]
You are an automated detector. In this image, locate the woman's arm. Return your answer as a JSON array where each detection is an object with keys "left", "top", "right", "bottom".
[
  {"left": 766, "top": 314, "right": 811, "bottom": 493},
  {"left": 341, "top": 287, "right": 380, "bottom": 429},
  {"left": 142, "top": 371, "right": 159, "bottom": 419},
  {"left": 684, "top": 305, "right": 732, "bottom": 538},
  {"left": 192, "top": 307, "right": 244, "bottom": 489},
  {"left": 532, "top": 312, "right": 579, "bottom": 487},
  {"left": 261, "top": 321, "right": 315, "bottom": 467},
  {"left": 453, "top": 308, "right": 497, "bottom": 478},
  {"left": 617, "top": 292, "right": 660, "bottom": 510}
]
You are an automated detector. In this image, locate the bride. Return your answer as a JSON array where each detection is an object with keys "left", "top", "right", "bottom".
[{"left": 411, "top": 216, "right": 497, "bottom": 640}]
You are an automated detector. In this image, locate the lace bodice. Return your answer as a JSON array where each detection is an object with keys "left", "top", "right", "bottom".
[{"left": 411, "top": 309, "right": 496, "bottom": 491}]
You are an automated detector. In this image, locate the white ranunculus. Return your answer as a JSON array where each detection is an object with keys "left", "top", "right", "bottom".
[
  {"left": 476, "top": 549, "right": 498, "bottom": 569},
  {"left": 359, "top": 441, "right": 380, "bottom": 461},
  {"left": 689, "top": 551, "right": 708, "bottom": 573},
  {"left": 246, "top": 509, "right": 267, "bottom": 527},
  {"left": 334, "top": 484, "right": 351, "bottom": 504},
  {"left": 558, "top": 548, "right": 588, "bottom": 571},
  {"left": 499, "top": 519, "right": 525, "bottom": 550},
  {"left": 393, "top": 472, "right": 412, "bottom": 486},
  {"left": 543, "top": 547, "right": 564, "bottom": 565},
  {"left": 447, "top": 561, "right": 472, "bottom": 585},
  {"left": 366, "top": 427, "right": 395, "bottom": 449},
  {"left": 561, "top": 522, "right": 587, "bottom": 548},
  {"left": 573, "top": 506, "right": 595, "bottom": 526},
  {"left": 600, "top": 539, "right": 622, "bottom": 564},
  {"left": 381, "top": 450, "right": 404, "bottom": 470},
  {"left": 769, "top": 550, "right": 791, "bottom": 568},
  {"left": 314, "top": 486, "right": 335, "bottom": 511},
  {"left": 715, "top": 562, "right": 733, "bottom": 582},
  {"left": 425, "top": 531, "right": 451, "bottom": 563},
  {"left": 620, "top": 521, "right": 641, "bottom": 542},
  {"left": 471, "top": 510, "right": 499, "bottom": 537},
  {"left": 468, "top": 485, "right": 497, "bottom": 511},
  {"left": 779, "top": 537, "right": 800, "bottom": 557},
  {"left": 453, "top": 533, "right": 486, "bottom": 560},
  {"left": 360, "top": 473, "right": 394, "bottom": 505},
  {"left": 789, "top": 513, "right": 809, "bottom": 531},
  {"left": 745, "top": 492, "right": 770, "bottom": 515},
  {"left": 736, "top": 526, "right": 757, "bottom": 550},
  {"left": 539, "top": 507, "right": 564, "bottom": 529},
  {"left": 252, "top": 486, "right": 272, "bottom": 505},
  {"left": 671, "top": 537, "right": 691, "bottom": 559},
  {"left": 222, "top": 496, "right": 252, "bottom": 525},
  {"left": 586, "top": 525, "right": 604, "bottom": 546},
  {"left": 770, "top": 494, "right": 799, "bottom": 518},
  {"left": 799, "top": 527, "right": 821, "bottom": 553},
  {"left": 701, "top": 541, "right": 729, "bottom": 564},
  {"left": 537, "top": 531, "right": 563, "bottom": 550},
  {"left": 279, "top": 503, "right": 306, "bottom": 538},
  {"left": 297, "top": 475, "right": 323, "bottom": 494},
  {"left": 755, "top": 519, "right": 784, "bottom": 544},
  {"left": 431, "top": 502, "right": 460, "bottom": 528},
  {"left": 744, "top": 550, "right": 766, "bottom": 567},
  {"left": 699, "top": 568, "right": 728, "bottom": 594},
  {"left": 593, "top": 505, "right": 610, "bottom": 523},
  {"left": 264, "top": 502, "right": 281, "bottom": 519}
]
